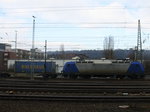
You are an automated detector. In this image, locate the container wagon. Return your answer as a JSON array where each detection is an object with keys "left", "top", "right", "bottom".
[{"left": 15, "top": 61, "right": 57, "bottom": 78}]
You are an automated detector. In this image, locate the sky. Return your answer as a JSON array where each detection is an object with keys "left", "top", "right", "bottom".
[{"left": 0, "top": 0, "right": 150, "bottom": 51}]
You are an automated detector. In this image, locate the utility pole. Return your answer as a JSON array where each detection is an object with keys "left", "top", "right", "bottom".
[
  {"left": 44, "top": 40, "right": 47, "bottom": 74},
  {"left": 60, "top": 44, "right": 65, "bottom": 66},
  {"left": 136, "top": 19, "right": 142, "bottom": 63},
  {"left": 32, "top": 16, "right": 35, "bottom": 53},
  {"left": 31, "top": 16, "right": 36, "bottom": 80},
  {"left": 15, "top": 31, "right": 17, "bottom": 57},
  {"left": 14, "top": 31, "right": 17, "bottom": 74}
]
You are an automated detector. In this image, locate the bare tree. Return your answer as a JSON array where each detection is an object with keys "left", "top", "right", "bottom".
[{"left": 103, "top": 36, "right": 114, "bottom": 59}]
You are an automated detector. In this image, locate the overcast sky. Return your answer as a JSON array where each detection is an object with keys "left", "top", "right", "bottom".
[{"left": 0, "top": 0, "right": 150, "bottom": 51}]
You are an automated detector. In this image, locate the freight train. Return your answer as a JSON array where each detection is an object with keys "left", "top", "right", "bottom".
[
  {"left": 62, "top": 60, "right": 145, "bottom": 79},
  {"left": 1, "top": 59, "right": 145, "bottom": 79}
]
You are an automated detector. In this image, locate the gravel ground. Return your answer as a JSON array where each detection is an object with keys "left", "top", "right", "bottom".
[{"left": 0, "top": 100, "right": 149, "bottom": 112}]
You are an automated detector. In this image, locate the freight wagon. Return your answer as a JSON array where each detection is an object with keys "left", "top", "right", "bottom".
[{"left": 15, "top": 61, "right": 57, "bottom": 78}]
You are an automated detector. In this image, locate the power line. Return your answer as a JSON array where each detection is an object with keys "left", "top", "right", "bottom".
[
  {"left": 1, "top": 6, "right": 150, "bottom": 14},
  {"left": 0, "top": 22, "right": 131, "bottom": 24},
  {"left": 0, "top": 6, "right": 122, "bottom": 9},
  {"left": 0, "top": 22, "right": 145, "bottom": 24},
  {"left": 1, "top": 6, "right": 150, "bottom": 10},
  {"left": 0, "top": 26, "right": 150, "bottom": 29},
  {"left": 0, "top": 7, "right": 126, "bottom": 14}
]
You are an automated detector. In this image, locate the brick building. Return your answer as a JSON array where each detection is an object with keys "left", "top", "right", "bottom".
[{"left": 0, "top": 43, "right": 44, "bottom": 71}]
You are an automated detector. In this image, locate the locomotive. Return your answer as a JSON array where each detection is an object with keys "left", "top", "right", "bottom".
[{"left": 62, "top": 60, "right": 145, "bottom": 79}]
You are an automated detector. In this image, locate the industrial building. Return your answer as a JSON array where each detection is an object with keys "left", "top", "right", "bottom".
[{"left": 0, "top": 43, "right": 44, "bottom": 72}]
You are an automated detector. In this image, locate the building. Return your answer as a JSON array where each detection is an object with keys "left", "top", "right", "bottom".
[
  {"left": 30, "top": 48, "right": 44, "bottom": 59},
  {"left": 12, "top": 49, "right": 31, "bottom": 59},
  {"left": 11, "top": 48, "right": 44, "bottom": 60},
  {"left": 0, "top": 43, "right": 11, "bottom": 51},
  {"left": 0, "top": 43, "right": 45, "bottom": 71}
]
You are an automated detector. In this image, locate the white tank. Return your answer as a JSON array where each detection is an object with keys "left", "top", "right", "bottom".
[{"left": 76, "top": 60, "right": 130, "bottom": 75}]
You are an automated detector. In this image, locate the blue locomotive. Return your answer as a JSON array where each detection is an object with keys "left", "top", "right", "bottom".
[{"left": 62, "top": 60, "right": 145, "bottom": 79}]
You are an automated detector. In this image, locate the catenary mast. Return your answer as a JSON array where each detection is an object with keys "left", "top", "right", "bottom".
[{"left": 136, "top": 19, "right": 142, "bottom": 63}]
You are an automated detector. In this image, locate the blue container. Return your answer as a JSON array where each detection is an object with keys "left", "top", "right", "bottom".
[{"left": 15, "top": 61, "right": 56, "bottom": 73}]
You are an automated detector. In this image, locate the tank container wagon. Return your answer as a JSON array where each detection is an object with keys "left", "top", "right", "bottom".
[{"left": 62, "top": 60, "right": 145, "bottom": 79}]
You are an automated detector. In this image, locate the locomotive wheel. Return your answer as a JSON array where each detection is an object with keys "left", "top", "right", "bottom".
[
  {"left": 80, "top": 75, "right": 91, "bottom": 79},
  {"left": 136, "top": 74, "right": 145, "bottom": 79},
  {"left": 128, "top": 74, "right": 138, "bottom": 79},
  {"left": 69, "top": 74, "right": 78, "bottom": 79},
  {"left": 116, "top": 75, "right": 125, "bottom": 79},
  {"left": 63, "top": 74, "right": 68, "bottom": 78},
  {"left": 139, "top": 75, "right": 145, "bottom": 79}
]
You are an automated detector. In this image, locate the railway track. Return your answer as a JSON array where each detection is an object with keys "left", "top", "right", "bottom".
[
  {"left": 1, "top": 78, "right": 150, "bottom": 85},
  {"left": 0, "top": 85, "right": 150, "bottom": 94},
  {"left": 0, "top": 80, "right": 150, "bottom": 94},
  {"left": 1, "top": 94, "right": 150, "bottom": 102},
  {"left": 0, "top": 79, "right": 150, "bottom": 102}
]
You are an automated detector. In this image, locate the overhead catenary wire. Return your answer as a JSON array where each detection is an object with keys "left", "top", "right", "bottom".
[
  {"left": 0, "top": 26, "right": 150, "bottom": 29},
  {"left": 0, "top": 21, "right": 150, "bottom": 29},
  {"left": 1, "top": 5, "right": 150, "bottom": 14},
  {"left": 1, "top": 22, "right": 150, "bottom": 24},
  {"left": 1, "top": 6, "right": 150, "bottom": 10}
]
